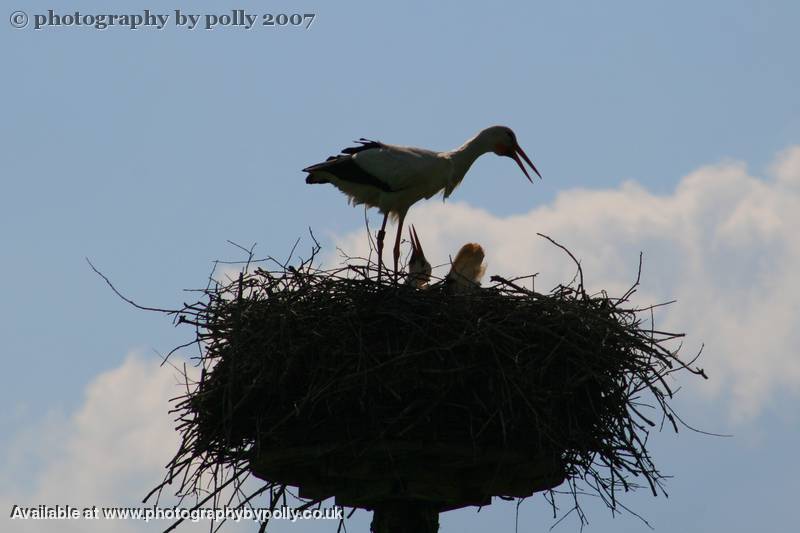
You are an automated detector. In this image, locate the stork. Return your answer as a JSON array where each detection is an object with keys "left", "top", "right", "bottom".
[
  {"left": 303, "top": 125, "right": 540, "bottom": 278},
  {"left": 404, "top": 225, "right": 432, "bottom": 289},
  {"left": 446, "top": 243, "right": 487, "bottom": 290}
]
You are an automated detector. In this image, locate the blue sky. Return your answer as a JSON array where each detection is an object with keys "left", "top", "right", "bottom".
[{"left": 2, "top": 1, "right": 799, "bottom": 532}]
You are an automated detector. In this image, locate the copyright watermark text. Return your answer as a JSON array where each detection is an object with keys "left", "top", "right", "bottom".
[{"left": 9, "top": 9, "right": 316, "bottom": 31}]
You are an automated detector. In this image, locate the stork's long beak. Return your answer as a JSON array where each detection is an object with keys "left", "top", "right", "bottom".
[
  {"left": 511, "top": 144, "right": 542, "bottom": 181},
  {"left": 410, "top": 225, "right": 424, "bottom": 259}
]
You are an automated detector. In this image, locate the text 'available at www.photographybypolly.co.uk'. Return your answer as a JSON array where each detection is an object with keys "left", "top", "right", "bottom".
[{"left": 9, "top": 504, "right": 344, "bottom": 523}]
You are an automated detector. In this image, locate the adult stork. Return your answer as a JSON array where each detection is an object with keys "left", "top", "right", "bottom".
[{"left": 303, "top": 125, "right": 540, "bottom": 278}]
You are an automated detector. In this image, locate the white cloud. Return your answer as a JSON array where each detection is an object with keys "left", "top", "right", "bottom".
[
  {"left": 772, "top": 145, "right": 800, "bottom": 188},
  {"left": 0, "top": 353, "right": 351, "bottom": 533},
  {"left": 329, "top": 146, "right": 800, "bottom": 421},
  {"left": 0, "top": 354, "right": 254, "bottom": 533}
]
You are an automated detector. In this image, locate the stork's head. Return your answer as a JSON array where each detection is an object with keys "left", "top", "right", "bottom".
[
  {"left": 406, "top": 225, "right": 432, "bottom": 289},
  {"left": 482, "top": 125, "right": 542, "bottom": 182}
]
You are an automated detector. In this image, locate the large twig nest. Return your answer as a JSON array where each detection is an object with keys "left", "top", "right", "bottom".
[{"left": 150, "top": 237, "right": 706, "bottom": 530}]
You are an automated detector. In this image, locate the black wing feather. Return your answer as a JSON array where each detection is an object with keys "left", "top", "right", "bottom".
[
  {"left": 303, "top": 138, "right": 394, "bottom": 192},
  {"left": 341, "top": 138, "right": 383, "bottom": 155}
]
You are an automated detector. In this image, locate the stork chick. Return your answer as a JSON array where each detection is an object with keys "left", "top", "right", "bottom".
[
  {"left": 446, "top": 243, "right": 487, "bottom": 290},
  {"left": 404, "top": 225, "right": 432, "bottom": 289}
]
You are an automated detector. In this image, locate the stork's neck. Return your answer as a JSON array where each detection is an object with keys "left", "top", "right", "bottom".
[{"left": 446, "top": 132, "right": 495, "bottom": 183}]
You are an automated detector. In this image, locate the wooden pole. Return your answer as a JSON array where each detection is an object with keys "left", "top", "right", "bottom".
[{"left": 370, "top": 501, "right": 439, "bottom": 533}]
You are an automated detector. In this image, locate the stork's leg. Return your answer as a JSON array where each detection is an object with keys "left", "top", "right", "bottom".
[
  {"left": 393, "top": 213, "right": 406, "bottom": 282},
  {"left": 376, "top": 213, "right": 388, "bottom": 282}
]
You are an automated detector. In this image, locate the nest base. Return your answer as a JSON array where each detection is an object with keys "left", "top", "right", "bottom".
[{"left": 250, "top": 440, "right": 565, "bottom": 511}]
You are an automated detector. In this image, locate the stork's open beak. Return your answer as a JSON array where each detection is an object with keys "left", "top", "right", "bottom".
[
  {"left": 511, "top": 144, "right": 541, "bottom": 181},
  {"left": 409, "top": 225, "right": 424, "bottom": 259}
]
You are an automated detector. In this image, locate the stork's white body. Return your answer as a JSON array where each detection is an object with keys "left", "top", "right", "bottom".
[
  {"left": 357, "top": 146, "right": 452, "bottom": 217},
  {"left": 308, "top": 144, "right": 463, "bottom": 220}
]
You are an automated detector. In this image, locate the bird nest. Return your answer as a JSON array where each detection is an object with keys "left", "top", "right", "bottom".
[{"left": 145, "top": 236, "right": 706, "bottom": 531}]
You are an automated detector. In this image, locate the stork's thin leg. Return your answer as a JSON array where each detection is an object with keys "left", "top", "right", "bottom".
[
  {"left": 393, "top": 213, "right": 405, "bottom": 282},
  {"left": 376, "top": 213, "right": 388, "bottom": 282}
]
